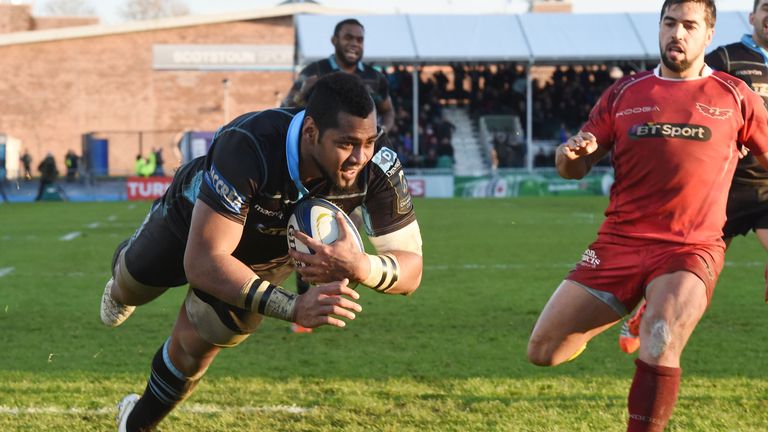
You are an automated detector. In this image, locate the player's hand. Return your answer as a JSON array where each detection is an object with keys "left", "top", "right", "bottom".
[
  {"left": 293, "top": 279, "right": 362, "bottom": 328},
  {"left": 737, "top": 143, "right": 750, "bottom": 159},
  {"left": 289, "top": 213, "right": 367, "bottom": 284},
  {"left": 559, "top": 132, "right": 599, "bottom": 160}
]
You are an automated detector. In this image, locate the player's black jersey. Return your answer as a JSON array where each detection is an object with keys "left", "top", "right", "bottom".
[
  {"left": 706, "top": 36, "right": 768, "bottom": 185},
  {"left": 289, "top": 56, "right": 390, "bottom": 106},
  {"left": 160, "top": 108, "right": 415, "bottom": 266}
]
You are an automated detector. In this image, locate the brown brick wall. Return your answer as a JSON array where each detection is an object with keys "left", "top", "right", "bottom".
[
  {"left": 0, "top": 17, "right": 296, "bottom": 176},
  {"left": 0, "top": 4, "right": 33, "bottom": 34},
  {"left": 33, "top": 16, "right": 100, "bottom": 31}
]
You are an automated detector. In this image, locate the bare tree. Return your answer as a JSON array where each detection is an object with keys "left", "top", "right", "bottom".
[
  {"left": 43, "top": 0, "right": 96, "bottom": 16},
  {"left": 119, "top": 0, "right": 189, "bottom": 21}
]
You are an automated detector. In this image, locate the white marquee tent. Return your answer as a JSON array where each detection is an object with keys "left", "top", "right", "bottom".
[{"left": 295, "top": 12, "right": 752, "bottom": 168}]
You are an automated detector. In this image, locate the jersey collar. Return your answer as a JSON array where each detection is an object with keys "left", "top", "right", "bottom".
[
  {"left": 329, "top": 54, "right": 364, "bottom": 72},
  {"left": 740, "top": 33, "right": 768, "bottom": 64},
  {"left": 653, "top": 64, "right": 713, "bottom": 80},
  {"left": 286, "top": 109, "right": 309, "bottom": 199}
]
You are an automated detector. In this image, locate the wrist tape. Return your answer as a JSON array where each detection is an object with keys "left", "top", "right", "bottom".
[
  {"left": 362, "top": 253, "right": 400, "bottom": 293},
  {"left": 239, "top": 276, "right": 297, "bottom": 322}
]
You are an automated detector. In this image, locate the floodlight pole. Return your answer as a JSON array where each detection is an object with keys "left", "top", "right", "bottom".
[
  {"left": 526, "top": 61, "right": 533, "bottom": 171},
  {"left": 222, "top": 78, "right": 231, "bottom": 124},
  {"left": 412, "top": 64, "right": 419, "bottom": 156}
]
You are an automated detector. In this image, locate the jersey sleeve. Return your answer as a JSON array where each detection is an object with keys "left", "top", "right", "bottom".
[
  {"left": 580, "top": 81, "right": 619, "bottom": 150},
  {"left": 362, "top": 146, "right": 417, "bottom": 237},
  {"left": 198, "top": 130, "right": 265, "bottom": 224},
  {"left": 739, "top": 81, "right": 768, "bottom": 155}
]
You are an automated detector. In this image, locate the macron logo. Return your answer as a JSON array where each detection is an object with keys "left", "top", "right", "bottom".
[{"left": 206, "top": 164, "right": 245, "bottom": 213}]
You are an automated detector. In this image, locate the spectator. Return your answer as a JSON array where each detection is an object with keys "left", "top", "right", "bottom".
[
  {"left": 65, "top": 150, "right": 79, "bottom": 183},
  {"left": 0, "top": 157, "right": 8, "bottom": 203},
  {"left": 35, "top": 153, "right": 64, "bottom": 201},
  {"left": 20, "top": 149, "right": 32, "bottom": 180},
  {"left": 152, "top": 147, "right": 164, "bottom": 177}
]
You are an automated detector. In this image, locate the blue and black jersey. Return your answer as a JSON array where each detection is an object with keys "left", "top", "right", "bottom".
[
  {"left": 706, "top": 35, "right": 768, "bottom": 185},
  {"left": 160, "top": 108, "right": 415, "bottom": 266}
]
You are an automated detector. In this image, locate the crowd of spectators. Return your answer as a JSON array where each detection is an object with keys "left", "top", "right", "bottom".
[
  {"left": 382, "top": 62, "right": 633, "bottom": 168},
  {"left": 382, "top": 65, "right": 456, "bottom": 168}
]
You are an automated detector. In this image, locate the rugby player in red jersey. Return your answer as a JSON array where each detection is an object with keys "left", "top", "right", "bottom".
[{"left": 527, "top": 1, "right": 768, "bottom": 430}]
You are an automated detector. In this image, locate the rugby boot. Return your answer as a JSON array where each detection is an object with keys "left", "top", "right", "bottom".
[
  {"left": 116, "top": 393, "right": 140, "bottom": 432},
  {"left": 619, "top": 302, "right": 646, "bottom": 354},
  {"left": 291, "top": 323, "right": 314, "bottom": 333},
  {"left": 100, "top": 240, "right": 135, "bottom": 327}
]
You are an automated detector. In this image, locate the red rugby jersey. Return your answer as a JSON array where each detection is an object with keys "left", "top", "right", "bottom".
[{"left": 583, "top": 66, "right": 768, "bottom": 245}]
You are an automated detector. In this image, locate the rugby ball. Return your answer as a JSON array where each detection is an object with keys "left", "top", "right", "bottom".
[{"left": 286, "top": 198, "right": 364, "bottom": 264}]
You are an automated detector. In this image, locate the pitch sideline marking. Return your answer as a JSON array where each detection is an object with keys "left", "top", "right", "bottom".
[
  {"left": 0, "top": 404, "right": 310, "bottom": 416},
  {"left": 0, "top": 267, "right": 14, "bottom": 277},
  {"left": 59, "top": 231, "right": 81, "bottom": 241}
]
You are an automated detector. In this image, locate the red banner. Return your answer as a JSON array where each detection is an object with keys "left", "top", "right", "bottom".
[{"left": 126, "top": 176, "right": 173, "bottom": 201}]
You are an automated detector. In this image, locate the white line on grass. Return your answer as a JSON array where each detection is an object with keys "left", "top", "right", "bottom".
[
  {"left": 0, "top": 267, "right": 14, "bottom": 277},
  {"left": 0, "top": 404, "right": 310, "bottom": 416},
  {"left": 86, "top": 222, "right": 101, "bottom": 229},
  {"left": 59, "top": 231, "right": 81, "bottom": 241}
]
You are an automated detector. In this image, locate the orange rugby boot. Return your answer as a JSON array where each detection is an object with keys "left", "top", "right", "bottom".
[
  {"left": 291, "top": 323, "right": 314, "bottom": 334},
  {"left": 618, "top": 302, "right": 646, "bottom": 354}
]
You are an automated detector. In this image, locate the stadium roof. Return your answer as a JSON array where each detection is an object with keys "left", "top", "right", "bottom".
[{"left": 296, "top": 11, "right": 752, "bottom": 64}]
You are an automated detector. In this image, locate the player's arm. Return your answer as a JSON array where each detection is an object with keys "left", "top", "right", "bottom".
[
  {"left": 291, "top": 216, "right": 423, "bottom": 295},
  {"left": 185, "top": 201, "right": 361, "bottom": 328},
  {"left": 377, "top": 95, "right": 396, "bottom": 132},
  {"left": 282, "top": 74, "right": 319, "bottom": 107},
  {"left": 555, "top": 131, "right": 609, "bottom": 179}
]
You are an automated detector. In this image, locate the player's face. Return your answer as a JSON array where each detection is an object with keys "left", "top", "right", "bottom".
[
  {"left": 658, "top": 2, "right": 713, "bottom": 75},
  {"left": 312, "top": 111, "right": 378, "bottom": 191},
  {"left": 332, "top": 24, "right": 364, "bottom": 67},
  {"left": 750, "top": 0, "right": 768, "bottom": 49}
]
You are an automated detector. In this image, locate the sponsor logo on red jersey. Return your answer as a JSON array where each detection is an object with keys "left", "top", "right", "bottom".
[
  {"left": 629, "top": 123, "right": 711, "bottom": 141},
  {"left": 695, "top": 102, "right": 733, "bottom": 120}
]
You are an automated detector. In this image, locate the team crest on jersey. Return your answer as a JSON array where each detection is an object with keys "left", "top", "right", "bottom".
[
  {"left": 372, "top": 147, "right": 400, "bottom": 176},
  {"left": 696, "top": 102, "right": 732, "bottom": 120}
]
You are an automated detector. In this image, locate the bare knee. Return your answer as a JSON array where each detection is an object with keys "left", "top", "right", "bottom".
[{"left": 527, "top": 334, "right": 558, "bottom": 367}]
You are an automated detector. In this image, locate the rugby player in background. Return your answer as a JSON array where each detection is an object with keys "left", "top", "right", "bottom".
[
  {"left": 282, "top": 18, "right": 396, "bottom": 332},
  {"left": 526, "top": 1, "right": 768, "bottom": 430}
]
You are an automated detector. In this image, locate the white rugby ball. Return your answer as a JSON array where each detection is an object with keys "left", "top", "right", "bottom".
[{"left": 286, "top": 198, "right": 364, "bottom": 264}]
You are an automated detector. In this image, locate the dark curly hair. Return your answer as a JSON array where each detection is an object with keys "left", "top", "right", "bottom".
[{"left": 304, "top": 72, "right": 375, "bottom": 137}]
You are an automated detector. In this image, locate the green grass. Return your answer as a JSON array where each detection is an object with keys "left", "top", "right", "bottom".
[{"left": 0, "top": 198, "right": 766, "bottom": 431}]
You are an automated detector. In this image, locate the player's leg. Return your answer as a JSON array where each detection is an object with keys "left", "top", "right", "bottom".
[
  {"left": 119, "top": 299, "right": 222, "bottom": 431},
  {"left": 101, "top": 201, "right": 184, "bottom": 327},
  {"left": 527, "top": 280, "right": 622, "bottom": 366},
  {"left": 626, "top": 242, "right": 720, "bottom": 432},
  {"left": 754, "top": 229, "right": 768, "bottom": 303}
]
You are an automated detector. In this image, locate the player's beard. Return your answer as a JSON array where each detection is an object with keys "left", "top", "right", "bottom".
[
  {"left": 754, "top": 22, "right": 768, "bottom": 49},
  {"left": 660, "top": 47, "right": 691, "bottom": 73},
  {"left": 312, "top": 155, "right": 357, "bottom": 193}
]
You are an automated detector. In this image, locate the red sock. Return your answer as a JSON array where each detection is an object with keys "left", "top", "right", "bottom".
[{"left": 627, "top": 358, "right": 681, "bottom": 432}]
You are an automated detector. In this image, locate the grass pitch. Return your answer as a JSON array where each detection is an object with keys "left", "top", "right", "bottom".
[{"left": 0, "top": 198, "right": 766, "bottom": 431}]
